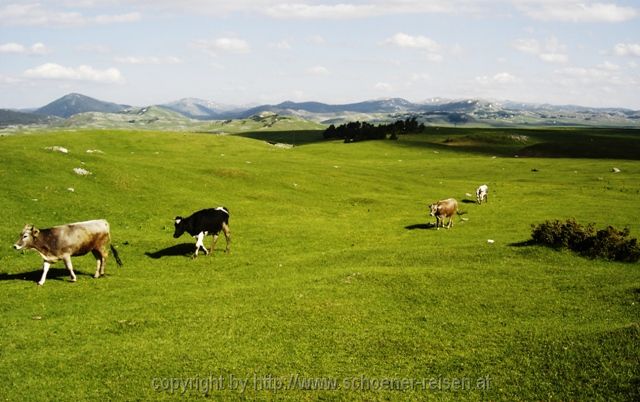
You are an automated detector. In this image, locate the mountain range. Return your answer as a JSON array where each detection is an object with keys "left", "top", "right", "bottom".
[{"left": 2, "top": 93, "right": 639, "bottom": 129}]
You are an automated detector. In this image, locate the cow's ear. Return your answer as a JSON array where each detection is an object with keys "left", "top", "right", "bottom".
[{"left": 32, "top": 228, "right": 40, "bottom": 237}]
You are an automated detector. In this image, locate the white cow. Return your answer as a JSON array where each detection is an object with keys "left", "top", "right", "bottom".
[{"left": 476, "top": 184, "right": 488, "bottom": 204}]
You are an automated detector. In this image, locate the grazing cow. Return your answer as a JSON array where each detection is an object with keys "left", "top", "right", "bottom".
[
  {"left": 13, "top": 219, "right": 122, "bottom": 286},
  {"left": 476, "top": 184, "right": 489, "bottom": 204},
  {"left": 429, "top": 198, "right": 458, "bottom": 230},
  {"left": 173, "top": 207, "right": 231, "bottom": 257}
]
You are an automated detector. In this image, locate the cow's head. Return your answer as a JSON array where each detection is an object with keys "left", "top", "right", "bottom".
[
  {"left": 173, "top": 217, "right": 185, "bottom": 238},
  {"left": 428, "top": 203, "right": 438, "bottom": 217},
  {"left": 14, "top": 224, "right": 38, "bottom": 250}
]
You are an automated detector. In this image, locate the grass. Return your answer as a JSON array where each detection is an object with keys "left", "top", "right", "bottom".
[{"left": 0, "top": 127, "right": 638, "bottom": 400}]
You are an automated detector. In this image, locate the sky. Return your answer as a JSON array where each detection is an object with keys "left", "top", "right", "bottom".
[{"left": 0, "top": 0, "right": 639, "bottom": 109}]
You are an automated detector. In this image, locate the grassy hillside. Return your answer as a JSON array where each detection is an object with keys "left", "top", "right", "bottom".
[
  {"left": 0, "top": 108, "right": 325, "bottom": 135},
  {"left": 0, "top": 128, "right": 638, "bottom": 400}
]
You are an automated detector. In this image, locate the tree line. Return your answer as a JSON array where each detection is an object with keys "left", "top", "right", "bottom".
[{"left": 323, "top": 117, "right": 425, "bottom": 143}]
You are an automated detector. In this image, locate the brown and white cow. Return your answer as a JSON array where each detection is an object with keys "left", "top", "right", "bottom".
[
  {"left": 428, "top": 198, "right": 458, "bottom": 230},
  {"left": 13, "top": 219, "right": 122, "bottom": 286}
]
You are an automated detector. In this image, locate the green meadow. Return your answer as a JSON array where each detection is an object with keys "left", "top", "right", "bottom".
[{"left": 0, "top": 127, "right": 638, "bottom": 400}]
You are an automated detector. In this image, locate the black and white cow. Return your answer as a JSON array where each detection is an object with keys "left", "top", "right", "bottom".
[{"left": 173, "top": 207, "right": 231, "bottom": 257}]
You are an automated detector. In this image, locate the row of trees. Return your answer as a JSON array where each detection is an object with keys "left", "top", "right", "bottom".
[{"left": 323, "top": 117, "right": 425, "bottom": 143}]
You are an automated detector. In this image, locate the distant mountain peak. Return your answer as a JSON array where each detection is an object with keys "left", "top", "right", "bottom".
[
  {"left": 34, "top": 93, "right": 129, "bottom": 118},
  {"left": 161, "top": 97, "right": 242, "bottom": 119}
]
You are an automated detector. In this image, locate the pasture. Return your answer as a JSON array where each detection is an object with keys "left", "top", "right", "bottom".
[{"left": 0, "top": 127, "right": 638, "bottom": 400}]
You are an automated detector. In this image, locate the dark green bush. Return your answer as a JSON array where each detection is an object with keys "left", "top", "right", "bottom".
[{"left": 531, "top": 219, "right": 640, "bottom": 263}]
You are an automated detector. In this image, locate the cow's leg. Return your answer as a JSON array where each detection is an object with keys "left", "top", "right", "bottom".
[
  {"left": 447, "top": 216, "right": 453, "bottom": 229},
  {"left": 62, "top": 256, "right": 77, "bottom": 282},
  {"left": 194, "top": 232, "right": 208, "bottom": 257},
  {"left": 91, "top": 249, "right": 105, "bottom": 278},
  {"left": 222, "top": 222, "right": 231, "bottom": 253},
  {"left": 211, "top": 233, "right": 219, "bottom": 253},
  {"left": 38, "top": 261, "right": 51, "bottom": 286},
  {"left": 436, "top": 217, "right": 440, "bottom": 230}
]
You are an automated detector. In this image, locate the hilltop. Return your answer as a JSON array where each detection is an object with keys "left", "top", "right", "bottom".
[{"left": 34, "top": 93, "right": 129, "bottom": 118}]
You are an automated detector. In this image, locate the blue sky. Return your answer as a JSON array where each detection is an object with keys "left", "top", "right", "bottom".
[{"left": 1, "top": 0, "right": 639, "bottom": 109}]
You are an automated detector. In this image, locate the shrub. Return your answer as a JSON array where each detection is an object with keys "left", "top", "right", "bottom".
[{"left": 531, "top": 219, "right": 640, "bottom": 263}]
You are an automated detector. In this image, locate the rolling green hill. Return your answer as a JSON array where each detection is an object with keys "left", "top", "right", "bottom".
[
  {"left": 1, "top": 107, "right": 325, "bottom": 134},
  {"left": 0, "top": 128, "right": 638, "bottom": 400}
]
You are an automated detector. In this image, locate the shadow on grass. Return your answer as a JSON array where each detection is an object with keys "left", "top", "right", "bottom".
[
  {"left": 396, "top": 127, "right": 640, "bottom": 160},
  {"left": 461, "top": 199, "right": 477, "bottom": 204},
  {"left": 145, "top": 243, "right": 194, "bottom": 259},
  {"left": 509, "top": 239, "right": 537, "bottom": 247},
  {"left": 0, "top": 268, "right": 91, "bottom": 283},
  {"left": 405, "top": 222, "right": 436, "bottom": 230},
  {"left": 233, "top": 130, "right": 326, "bottom": 146}
]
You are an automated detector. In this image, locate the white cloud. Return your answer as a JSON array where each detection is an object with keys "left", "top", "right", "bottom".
[
  {"left": 383, "top": 32, "right": 443, "bottom": 62},
  {"left": 193, "top": 38, "right": 250, "bottom": 56},
  {"left": 0, "top": 42, "right": 50, "bottom": 55},
  {"left": 269, "top": 40, "right": 292, "bottom": 50},
  {"left": 307, "top": 65, "right": 329, "bottom": 75},
  {"left": 0, "top": 3, "right": 140, "bottom": 27},
  {"left": 115, "top": 56, "right": 182, "bottom": 64},
  {"left": 519, "top": 1, "right": 638, "bottom": 23},
  {"left": 513, "top": 37, "right": 568, "bottom": 64},
  {"left": 374, "top": 82, "right": 393, "bottom": 91},
  {"left": 476, "top": 72, "right": 520, "bottom": 85},
  {"left": 262, "top": 1, "right": 459, "bottom": 19},
  {"left": 613, "top": 43, "right": 640, "bottom": 57},
  {"left": 23, "top": 63, "right": 123, "bottom": 83},
  {"left": 493, "top": 72, "right": 520, "bottom": 84},
  {"left": 597, "top": 61, "right": 619, "bottom": 71},
  {"left": 383, "top": 33, "right": 440, "bottom": 52},
  {"left": 539, "top": 53, "right": 568, "bottom": 63},
  {"left": 41, "top": 0, "right": 464, "bottom": 21},
  {"left": 0, "top": 42, "right": 26, "bottom": 53},
  {"left": 93, "top": 12, "right": 141, "bottom": 24},
  {"left": 16, "top": 1, "right": 634, "bottom": 24},
  {"left": 265, "top": 3, "right": 377, "bottom": 19},
  {"left": 513, "top": 38, "right": 540, "bottom": 54},
  {"left": 552, "top": 64, "right": 634, "bottom": 89}
]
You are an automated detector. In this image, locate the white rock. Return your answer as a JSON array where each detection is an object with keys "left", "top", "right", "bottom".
[
  {"left": 45, "top": 146, "right": 69, "bottom": 154},
  {"left": 487, "top": 239, "right": 495, "bottom": 244},
  {"left": 73, "top": 168, "right": 91, "bottom": 176}
]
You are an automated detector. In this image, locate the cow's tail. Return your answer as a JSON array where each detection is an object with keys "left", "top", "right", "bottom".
[{"left": 110, "top": 244, "right": 123, "bottom": 266}]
